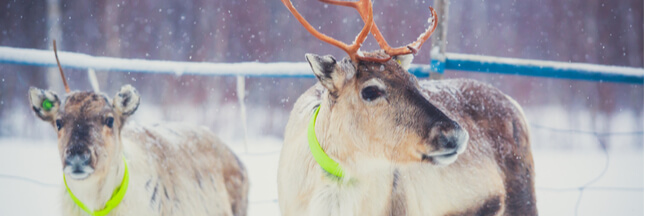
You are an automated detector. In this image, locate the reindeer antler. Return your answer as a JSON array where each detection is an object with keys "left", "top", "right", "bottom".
[
  {"left": 321, "top": 0, "right": 438, "bottom": 61},
  {"left": 372, "top": 7, "right": 437, "bottom": 57},
  {"left": 53, "top": 40, "right": 71, "bottom": 93},
  {"left": 284, "top": 0, "right": 438, "bottom": 62},
  {"left": 281, "top": 0, "right": 374, "bottom": 62}
]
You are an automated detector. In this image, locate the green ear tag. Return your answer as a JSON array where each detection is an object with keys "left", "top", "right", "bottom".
[{"left": 42, "top": 99, "right": 53, "bottom": 111}]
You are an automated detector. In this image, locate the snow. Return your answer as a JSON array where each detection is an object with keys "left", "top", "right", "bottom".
[
  {"left": 534, "top": 148, "right": 643, "bottom": 215},
  {"left": 0, "top": 136, "right": 641, "bottom": 216}
]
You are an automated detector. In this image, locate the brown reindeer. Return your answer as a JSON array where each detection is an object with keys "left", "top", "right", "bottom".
[
  {"left": 29, "top": 82, "right": 248, "bottom": 216},
  {"left": 277, "top": 0, "right": 537, "bottom": 215}
]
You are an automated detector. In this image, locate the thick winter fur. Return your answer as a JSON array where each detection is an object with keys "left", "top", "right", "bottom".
[
  {"left": 29, "top": 85, "right": 248, "bottom": 216},
  {"left": 278, "top": 52, "right": 536, "bottom": 216}
]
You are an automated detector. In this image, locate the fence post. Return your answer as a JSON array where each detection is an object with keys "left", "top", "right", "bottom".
[
  {"left": 430, "top": 0, "right": 449, "bottom": 79},
  {"left": 236, "top": 75, "right": 249, "bottom": 153},
  {"left": 46, "top": 0, "right": 64, "bottom": 92}
]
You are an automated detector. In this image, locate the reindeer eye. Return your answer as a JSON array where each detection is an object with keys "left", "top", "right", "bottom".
[
  {"left": 105, "top": 116, "right": 114, "bottom": 128},
  {"left": 55, "top": 119, "right": 63, "bottom": 131},
  {"left": 361, "top": 86, "right": 384, "bottom": 102}
]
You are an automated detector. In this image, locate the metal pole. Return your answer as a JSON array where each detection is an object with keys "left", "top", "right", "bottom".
[
  {"left": 430, "top": 0, "right": 450, "bottom": 79},
  {"left": 46, "top": 0, "right": 63, "bottom": 91}
]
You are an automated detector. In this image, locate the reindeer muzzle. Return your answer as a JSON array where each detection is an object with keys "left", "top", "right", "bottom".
[
  {"left": 64, "top": 144, "right": 94, "bottom": 179},
  {"left": 423, "top": 121, "right": 469, "bottom": 165}
]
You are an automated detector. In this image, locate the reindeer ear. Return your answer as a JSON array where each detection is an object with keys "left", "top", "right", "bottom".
[
  {"left": 28, "top": 87, "right": 61, "bottom": 122},
  {"left": 393, "top": 54, "right": 414, "bottom": 71},
  {"left": 113, "top": 85, "right": 140, "bottom": 116},
  {"left": 305, "top": 53, "right": 351, "bottom": 93}
]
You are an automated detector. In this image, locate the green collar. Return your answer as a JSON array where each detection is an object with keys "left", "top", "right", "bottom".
[
  {"left": 308, "top": 106, "right": 344, "bottom": 178},
  {"left": 64, "top": 156, "right": 129, "bottom": 216}
]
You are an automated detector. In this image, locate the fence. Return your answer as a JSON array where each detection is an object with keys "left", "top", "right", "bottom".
[
  {"left": 529, "top": 123, "right": 644, "bottom": 215},
  {"left": 0, "top": 46, "right": 643, "bottom": 84}
]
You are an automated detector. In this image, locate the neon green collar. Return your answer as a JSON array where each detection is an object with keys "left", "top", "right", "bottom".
[
  {"left": 64, "top": 156, "right": 129, "bottom": 216},
  {"left": 308, "top": 106, "right": 344, "bottom": 178}
]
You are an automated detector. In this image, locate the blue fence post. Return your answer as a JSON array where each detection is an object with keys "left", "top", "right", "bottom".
[{"left": 430, "top": 47, "right": 446, "bottom": 75}]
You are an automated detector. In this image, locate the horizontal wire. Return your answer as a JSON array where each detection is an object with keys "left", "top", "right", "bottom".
[
  {"left": 530, "top": 123, "right": 644, "bottom": 136},
  {"left": 538, "top": 186, "right": 644, "bottom": 192},
  {"left": 0, "top": 173, "right": 59, "bottom": 187}
]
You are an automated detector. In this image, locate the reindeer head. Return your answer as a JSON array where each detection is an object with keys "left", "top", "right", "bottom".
[
  {"left": 307, "top": 52, "right": 468, "bottom": 165},
  {"left": 28, "top": 85, "right": 140, "bottom": 180},
  {"left": 284, "top": 0, "right": 468, "bottom": 165}
]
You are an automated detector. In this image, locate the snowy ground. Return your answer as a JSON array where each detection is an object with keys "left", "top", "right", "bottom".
[{"left": 0, "top": 137, "right": 642, "bottom": 216}]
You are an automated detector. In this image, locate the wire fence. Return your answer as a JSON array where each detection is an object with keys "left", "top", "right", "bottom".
[
  {"left": 0, "top": 173, "right": 59, "bottom": 187},
  {"left": 530, "top": 123, "right": 644, "bottom": 216}
]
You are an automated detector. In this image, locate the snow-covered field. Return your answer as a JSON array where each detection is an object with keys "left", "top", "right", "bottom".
[{"left": 0, "top": 136, "right": 641, "bottom": 216}]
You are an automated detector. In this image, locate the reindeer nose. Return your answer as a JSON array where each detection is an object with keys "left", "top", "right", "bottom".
[
  {"left": 438, "top": 133, "right": 458, "bottom": 150},
  {"left": 429, "top": 121, "right": 469, "bottom": 154},
  {"left": 65, "top": 144, "right": 91, "bottom": 168}
]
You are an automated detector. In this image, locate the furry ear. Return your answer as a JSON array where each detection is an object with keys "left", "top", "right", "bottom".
[
  {"left": 28, "top": 87, "right": 61, "bottom": 122},
  {"left": 113, "top": 85, "right": 140, "bottom": 117},
  {"left": 305, "top": 53, "right": 352, "bottom": 94},
  {"left": 393, "top": 54, "right": 414, "bottom": 70}
]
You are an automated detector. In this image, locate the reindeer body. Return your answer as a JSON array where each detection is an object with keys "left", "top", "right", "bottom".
[
  {"left": 62, "top": 122, "right": 248, "bottom": 216},
  {"left": 29, "top": 86, "right": 248, "bottom": 216},
  {"left": 278, "top": 79, "right": 535, "bottom": 216}
]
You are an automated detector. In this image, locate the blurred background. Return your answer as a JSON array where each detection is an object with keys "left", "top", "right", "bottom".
[{"left": 0, "top": 0, "right": 643, "bottom": 215}]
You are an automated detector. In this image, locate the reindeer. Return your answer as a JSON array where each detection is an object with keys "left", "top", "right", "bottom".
[
  {"left": 29, "top": 85, "right": 249, "bottom": 216},
  {"left": 277, "top": 0, "right": 537, "bottom": 215},
  {"left": 29, "top": 42, "right": 248, "bottom": 216}
]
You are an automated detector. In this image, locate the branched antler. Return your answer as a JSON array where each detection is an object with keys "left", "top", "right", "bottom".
[
  {"left": 371, "top": 7, "right": 437, "bottom": 57},
  {"left": 283, "top": 0, "right": 439, "bottom": 63},
  {"left": 281, "top": 0, "right": 374, "bottom": 62},
  {"left": 321, "top": 0, "right": 438, "bottom": 61}
]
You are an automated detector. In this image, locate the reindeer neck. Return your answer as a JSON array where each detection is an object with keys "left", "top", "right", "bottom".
[
  {"left": 309, "top": 106, "right": 345, "bottom": 178},
  {"left": 310, "top": 103, "right": 400, "bottom": 213},
  {"left": 313, "top": 102, "right": 345, "bottom": 159},
  {"left": 311, "top": 158, "right": 397, "bottom": 214},
  {"left": 64, "top": 154, "right": 126, "bottom": 212},
  {"left": 314, "top": 104, "right": 396, "bottom": 180}
]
